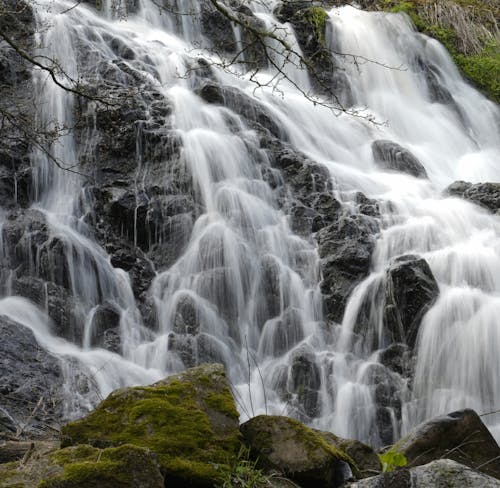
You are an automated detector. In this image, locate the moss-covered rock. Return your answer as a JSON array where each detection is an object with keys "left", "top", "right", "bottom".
[
  {"left": 39, "top": 444, "right": 164, "bottom": 488},
  {"left": 240, "top": 415, "right": 360, "bottom": 487},
  {"left": 60, "top": 363, "right": 242, "bottom": 487},
  {"left": 318, "top": 431, "right": 382, "bottom": 479}
]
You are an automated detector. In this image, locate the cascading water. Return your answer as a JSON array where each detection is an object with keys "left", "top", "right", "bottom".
[{"left": 2, "top": 0, "right": 499, "bottom": 448}]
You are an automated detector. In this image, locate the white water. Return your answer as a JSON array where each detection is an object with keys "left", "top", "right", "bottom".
[{"left": 2, "top": 0, "right": 500, "bottom": 446}]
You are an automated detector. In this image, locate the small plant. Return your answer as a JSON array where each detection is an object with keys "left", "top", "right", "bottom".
[
  {"left": 379, "top": 450, "right": 408, "bottom": 472},
  {"left": 219, "top": 447, "right": 273, "bottom": 488}
]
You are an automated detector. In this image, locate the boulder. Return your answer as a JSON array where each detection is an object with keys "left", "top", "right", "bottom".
[
  {"left": 388, "top": 409, "right": 500, "bottom": 480},
  {"left": 345, "top": 459, "right": 500, "bottom": 487},
  {"left": 0, "top": 316, "right": 64, "bottom": 439},
  {"left": 446, "top": 180, "right": 500, "bottom": 214},
  {"left": 240, "top": 415, "right": 358, "bottom": 487},
  {"left": 372, "top": 140, "right": 427, "bottom": 178},
  {"left": 383, "top": 255, "right": 439, "bottom": 350},
  {"left": 61, "top": 364, "right": 242, "bottom": 487},
  {"left": 318, "top": 431, "right": 382, "bottom": 479}
]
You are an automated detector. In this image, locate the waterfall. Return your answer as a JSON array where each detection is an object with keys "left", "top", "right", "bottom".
[{"left": 1, "top": 0, "right": 499, "bottom": 447}]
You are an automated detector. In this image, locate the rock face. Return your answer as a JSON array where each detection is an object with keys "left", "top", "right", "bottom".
[
  {"left": 372, "top": 140, "right": 428, "bottom": 178},
  {"left": 446, "top": 180, "right": 500, "bottom": 213},
  {"left": 60, "top": 364, "right": 241, "bottom": 487},
  {"left": 240, "top": 415, "right": 357, "bottom": 487},
  {"left": 319, "top": 212, "right": 379, "bottom": 323},
  {"left": 383, "top": 255, "right": 439, "bottom": 350},
  {"left": 0, "top": 316, "right": 64, "bottom": 439},
  {"left": 389, "top": 409, "right": 500, "bottom": 480},
  {"left": 346, "top": 459, "right": 500, "bottom": 488}
]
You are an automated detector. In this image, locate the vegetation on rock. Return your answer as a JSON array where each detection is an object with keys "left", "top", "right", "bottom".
[
  {"left": 381, "top": 0, "right": 500, "bottom": 101},
  {"left": 60, "top": 364, "right": 242, "bottom": 486}
]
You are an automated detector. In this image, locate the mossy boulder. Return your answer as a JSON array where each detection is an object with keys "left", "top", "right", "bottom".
[
  {"left": 386, "top": 409, "right": 500, "bottom": 480},
  {"left": 39, "top": 444, "right": 164, "bottom": 488},
  {"left": 61, "top": 363, "right": 242, "bottom": 487},
  {"left": 240, "top": 415, "right": 359, "bottom": 487},
  {"left": 318, "top": 431, "right": 382, "bottom": 479}
]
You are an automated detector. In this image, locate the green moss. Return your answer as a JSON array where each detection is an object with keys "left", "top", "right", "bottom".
[
  {"left": 382, "top": 1, "right": 500, "bottom": 102},
  {"left": 243, "top": 416, "right": 361, "bottom": 479},
  {"left": 302, "top": 7, "right": 329, "bottom": 45},
  {"left": 61, "top": 365, "right": 242, "bottom": 485},
  {"left": 455, "top": 42, "right": 500, "bottom": 102},
  {"left": 39, "top": 444, "right": 164, "bottom": 488}
]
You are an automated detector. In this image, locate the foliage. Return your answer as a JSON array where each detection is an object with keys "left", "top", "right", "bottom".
[
  {"left": 218, "top": 447, "right": 275, "bottom": 488},
  {"left": 382, "top": 0, "right": 500, "bottom": 102},
  {"left": 379, "top": 450, "right": 408, "bottom": 472}
]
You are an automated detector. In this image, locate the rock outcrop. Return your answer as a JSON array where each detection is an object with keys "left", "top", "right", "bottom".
[
  {"left": 446, "top": 180, "right": 500, "bottom": 213},
  {"left": 0, "top": 316, "right": 64, "bottom": 439},
  {"left": 372, "top": 140, "right": 428, "bottom": 178}
]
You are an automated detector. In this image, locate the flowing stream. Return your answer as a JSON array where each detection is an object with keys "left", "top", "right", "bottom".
[{"left": 1, "top": 0, "right": 499, "bottom": 446}]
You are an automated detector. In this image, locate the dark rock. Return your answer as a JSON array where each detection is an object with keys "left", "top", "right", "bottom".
[
  {"left": 318, "top": 213, "right": 379, "bottom": 323},
  {"left": 199, "top": 83, "right": 285, "bottom": 139},
  {"left": 11, "top": 277, "right": 84, "bottom": 344},
  {"left": 90, "top": 304, "right": 121, "bottom": 352},
  {"left": 372, "top": 140, "right": 427, "bottom": 178},
  {"left": 289, "top": 344, "right": 322, "bottom": 419},
  {"left": 446, "top": 180, "right": 500, "bottom": 213},
  {"left": 318, "top": 431, "right": 382, "bottom": 479},
  {"left": 390, "top": 409, "right": 500, "bottom": 480},
  {"left": 378, "top": 343, "right": 412, "bottom": 377},
  {"left": 241, "top": 415, "right": 357, "bottom": 487},
  {"left": 345, "top": 459, "right": 500, "bottom": 487},
  {"left": 383, "top": 255, "right": 439, "bottom": 350},
  {"left": 0, "top": 316, "right": 64, "bottom": 439}
]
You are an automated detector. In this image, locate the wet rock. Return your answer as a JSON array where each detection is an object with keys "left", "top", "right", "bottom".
[
  {"left": 1, "top": 209, "right": 49, "bottom": 272},
  {"left": 318, "top": 431, "right": 382, "bottom": 479},
  {"left": 108, "top": 246, "right": 156, "bottom": 299},
  {"left": 90, "top": 304, "right": 121, "bottom": 352},
  {"left": 318, "top": 213, "right": 379, "bottom": 323},
  {"left": 260, "top": 307, "right": 304, "bottom": 357},
  {"left": 446, "top": 180, "right": 500, "bottom": 214},
  {"left": 383, "top": 255, "right": 439, "bottom": 350},
  {"left": 289, "top": 344, "right": 322, "bottom": 419},
  {"left": 389, "top": 409, "right": 500, "bottom": 480},
  {"left": 378, "top": 343, "right": 412, "bottom": 377},
  {"left": 0, "top": 316, "right": 64, "bottom": 439},
  {"left": 172, "top": 294, "right": 199, "bottom": 335},
  {"left": 345, "top": 459, "right": 500, "bottom": 487},
  {"left": 11, "top": 276, "right": 84, "bottom": 344},
  {"left": 199, "top": 83, "right": 285, "bottom": 139},
  {"left": 362, "top": 363, "right": 405, "bottom": 446},
  {"left": 372, "top": 140, "right": 428, "bottom": 178},
  {"left": 61, "top": 364, "right": 242, "bottom": 487},
  {"left": 241, "top": 415, "right": 357, "bottom": 487}
]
